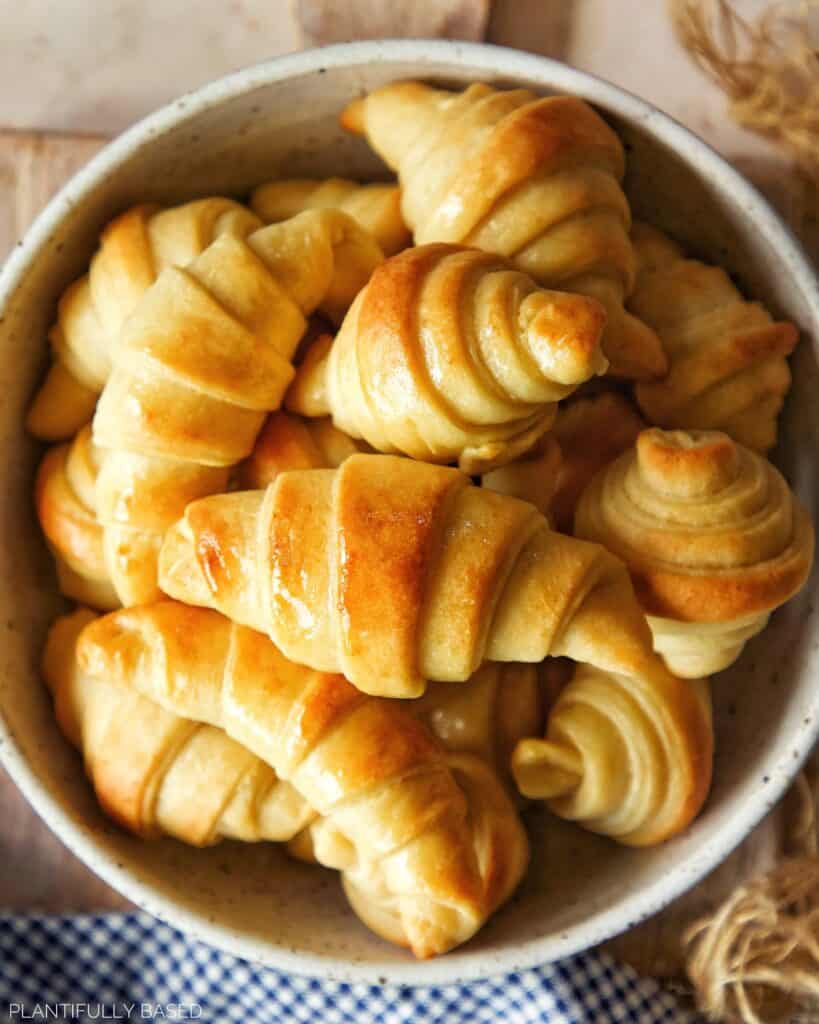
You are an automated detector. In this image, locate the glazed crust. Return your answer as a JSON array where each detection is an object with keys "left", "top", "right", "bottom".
[
  {"left": 251, "top": 177, "right": 410, "bottom": 257},
  {"left": 91, "top": 209, "right": 382, "bottom": 605},
  {"left": 630, "top": 222, "right": 798, "bottom": 453},
  {"left": 77, "top": 601, "right": 528, "bottom": 959},
  {"left": 44, "top": 609, "right": 314, "bottom": 844},
  {"left": 26, "top": 199, "right": 263, "bottom": 441},
  {"left": 342, "top": 82, "right": 666, "bottom": 380},
  {"left": 286, "top": 243, "right": 607, "bottom": 472}
]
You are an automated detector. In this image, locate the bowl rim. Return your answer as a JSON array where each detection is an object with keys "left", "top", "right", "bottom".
[{"left": 2, "top": 37, "right": 819, "bottom": 985}]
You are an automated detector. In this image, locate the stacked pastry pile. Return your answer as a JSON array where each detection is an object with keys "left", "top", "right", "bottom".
[{"left": 28, "top": 82, "right": 814, "bottom": 960}]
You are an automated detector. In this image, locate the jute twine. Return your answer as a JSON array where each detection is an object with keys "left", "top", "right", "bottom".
[{"left": 670, "top": 0, "right": 819, "bottom": 180}]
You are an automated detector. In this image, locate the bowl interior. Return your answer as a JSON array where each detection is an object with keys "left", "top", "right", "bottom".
[{"left": 1, "top": 42, "right": 817, "bottom": 984}]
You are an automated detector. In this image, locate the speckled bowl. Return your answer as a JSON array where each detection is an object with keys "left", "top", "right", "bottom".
[{"left": 1, "top": 40, "right": 817, "bottom": 985}]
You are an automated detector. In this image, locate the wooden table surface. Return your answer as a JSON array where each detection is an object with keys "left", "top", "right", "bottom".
[{"left": 1, "top": 0, "right": 816, "bottom": 983}]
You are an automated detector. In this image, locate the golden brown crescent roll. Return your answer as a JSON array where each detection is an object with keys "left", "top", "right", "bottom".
[
  {"left": 77, "top": 601, "right": 528, "bottom": 959},
  {"left": 341, "top": 82, "right": 666, "bottom": 381},
  {"left": 92, "top": 209, "right": 382, "bottom": 606},
  {"left": 513, "top": 664, "right": 713, "bottom": 845},
  {"left": 237, "top": 409, "right": 366, "bottom": 489},
  {"left": 44, "top": 609, "right": 314, "bottom": 844},
  {"left": 576, "top": 428, "right": 815, "bottom": 677},
  {"left": 34, "top": 426, "right": 118, "bottom": 611},
  {"left": 290, "top": 667, "right": 541, "bottom": 879},
  {"left": 285, "top": 243, "right": 608, "bottom": 472},
  {"left": 327, "top": 754, "right": 527, "bottom": 951},
  {"left": 286, "top": 752, "right": 528, "bottom": 952},
  {"left": 27, "top": 199, "right": 262, "bottom": 441},
  {"left": 251, "top": 177, "right": 410, "bottom": 257},
  {"left": 630, "top": 222, "right": 798, "bottom": 453},
  {"left": 158, "top": 449, "right": 710, "bottom": 759}
]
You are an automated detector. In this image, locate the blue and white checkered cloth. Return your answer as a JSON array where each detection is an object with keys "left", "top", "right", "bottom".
[{"left": 0, "top": 912, "right": 700, "bottom": 1023}]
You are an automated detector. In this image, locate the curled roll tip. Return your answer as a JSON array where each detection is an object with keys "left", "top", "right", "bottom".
[{"left": 513, "top": 666, "right": 713, "bottom": 847}]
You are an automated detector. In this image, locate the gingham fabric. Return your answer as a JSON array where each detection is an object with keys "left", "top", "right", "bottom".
[{"left": 0, "top": 912, "right": 700, "bottom": 1024}]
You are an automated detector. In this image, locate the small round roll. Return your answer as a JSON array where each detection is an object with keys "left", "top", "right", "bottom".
[{"left": 575, "top": 427, "right": 814, "bottom": 677}]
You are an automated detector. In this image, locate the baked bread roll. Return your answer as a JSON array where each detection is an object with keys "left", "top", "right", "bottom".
[
  {"left": 551, "top": 392, "right": 646, "bottom": 531},
  {"left": 341, "top": 82, "right": 666, "bottom": 380},
  {"left": 44, "top": 609, "right": 314, "bottom": 843},
  {"left": 479, "top": 435, "right": 562, "bottom": 518},
  {"left": 286, "top": 243, "right": 608, "bottom": 472},
  {"left": 35, "top": 425, "right": 118, "bottom": 611},
  {"left": 630, "top": 223, "right": 798, "bottom": 453},
  {"left": 159, "top": 453, "right": 707, "bottom": 718},
  {"left": 576, "top": 428, "right": 815, "bottom": 677},
  {"left": 27, "top": 199, "right": 262, "bottom": 441},
  {"left": 77, "top": 602, "right": 529, "bottom": 959},
  {"left": 479, "top": 393, "right": 644, "bottom": 528},
  {"left": 413, "top": 662, "right": 543, "bottom": 784},
  {"left": 238, "top": 409, "right": 366, "bottom": 489},
  {"left": 513, "top": 664, "right": 713, "bottom": 845},
  {"left": 92, "top": 209, "right": 382, "bottom": 605},
  {"left": 294, "top": 753, "right": 528, "bottom": 952},
  {"left": 251, "top": 177, "right": 410, "bottom": 256}
]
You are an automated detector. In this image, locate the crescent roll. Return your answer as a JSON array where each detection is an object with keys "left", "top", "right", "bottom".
[
  {"left": 286, "top": 243, "right": 608, "bottom": 472},
  {"left": 77, "top": 602, "right": 529, "bottom": 959},
  {"left": 44, "top": 609, "right": 314, "bottom": 844},
  {"left": 251, "top": 177, "right": 410, "bottom": 256},
  {"left": 158, "top": 450, "right": 709, "bottom": 777},
  {"left": 302, "top": 753, "right": 528, "bottom": 952},
  {"left": 513, "top": 664, "right": 713, "bottom": 845},
  {"left": 341, "top": 81, "right": 666, "bottom": 380},
  {"left": 630, "top": 223, "right": 798, "bottom": 453},
  {"left": 576, "top": 428, "right": 815, "bottom": 677},
  {"left": 34, "top": 425, "right": 118, "bottom": 611},
  {"left": 27, "top": 198, "right": 262, "bottom": 441},
  {"left": 92, "top": 209, "right": 382, "bottom": 605}
]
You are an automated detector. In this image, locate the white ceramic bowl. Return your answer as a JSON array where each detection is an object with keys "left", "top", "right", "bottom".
[{"left": 1, "top": 40, "right": 818, "bottom": 985}]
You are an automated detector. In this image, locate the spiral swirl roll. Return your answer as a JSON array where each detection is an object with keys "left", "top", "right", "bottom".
[
  {"left": 92, "top": 209, "right": 382, "bottom": 605},
  {"left": 512, "top": 665, "right": 713, "bottom": 845},
  {"left": 576, "top": 428, "right": 814, "bottom": 677},
  {"left": 45, "top": 609, "right": 314, "bottom": 844},
  {"left": 630, "top": 223, "right": 798, "bottom": 453},
  {"left": 341, "top": 81, "right": 666, "bottom": 380},
  {"left": 27, "top": 199, "right": 262, "bottom": 441},
  {"left": 286, "top": 243, "right": 608, "bottom": 473},
  {"left": 251, "top": 177, "right": 410, "bottom": 256}
]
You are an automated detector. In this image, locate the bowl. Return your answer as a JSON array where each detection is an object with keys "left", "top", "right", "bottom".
[{"left": 1, "top": 40, "right": 818, "bottom": 985}]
